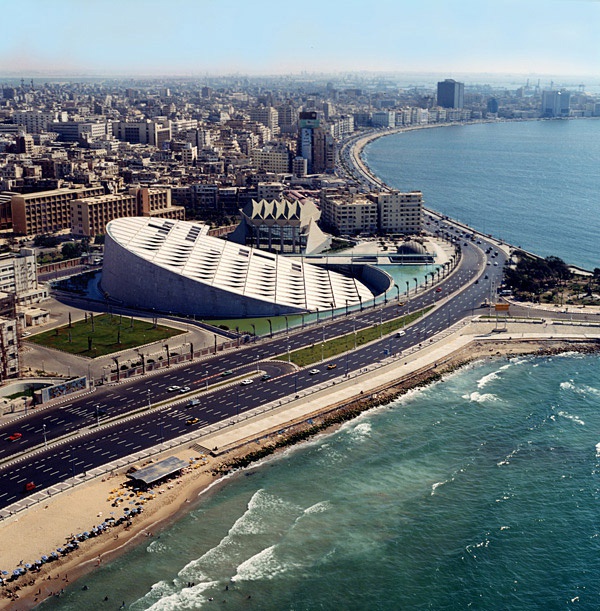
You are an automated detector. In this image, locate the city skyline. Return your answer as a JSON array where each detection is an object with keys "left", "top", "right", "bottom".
[{"left": 1, "top": 0, "right": 599, "bottom": 79}]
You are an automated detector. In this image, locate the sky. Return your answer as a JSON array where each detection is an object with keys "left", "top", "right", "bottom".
[{"left": 1, "top": 0, "right": 599, "bottom": 79}]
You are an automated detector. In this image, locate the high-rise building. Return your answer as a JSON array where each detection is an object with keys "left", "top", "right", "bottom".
[
  {"left": 297, "top": 112, "right": 335, "bottom": 174},
  {"left": 541, "top": 90, "right": 570, "bottom": 118},
  {"left": 437, "top": 79, "right": 464, "bottom": 109}
]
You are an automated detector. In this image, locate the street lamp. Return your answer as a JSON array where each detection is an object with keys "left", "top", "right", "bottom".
[
  {"left": 42, "top": 423, "right": 47, "bottom": 447},
  {"left": 95, "top": 404, "right": 100, "bottom": 427},
  {"left": 330, "top": 302, "right": 335, "bottom": 321},
  {"left": 267, "top": 318, "right": 273, "bottom": 338},
  {"left": 251, "top": 323, "right": 256, "bottom": 342},
  {"left": 284, "top": 315, "right": 289, "bottom": 335},
  {"left": 147, "top": 389, "right": 151, "bottom": 409},
  {"left": 405, "top": 280, "right": 410, "bottom": 300},
  {"left": 394, "top": 283, "right": 400, "bottom": 302},
  {"left": 205, "top": 370, "right": 209, "bottom": 390}
]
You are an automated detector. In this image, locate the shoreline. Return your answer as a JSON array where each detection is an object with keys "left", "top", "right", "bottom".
[{"left": 2, "top": 333, "right": 599, "bottom": 609}]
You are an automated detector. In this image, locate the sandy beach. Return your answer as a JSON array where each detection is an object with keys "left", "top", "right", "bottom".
[{"left": 1, "top": 316, "right": 599, "bottom": 609}]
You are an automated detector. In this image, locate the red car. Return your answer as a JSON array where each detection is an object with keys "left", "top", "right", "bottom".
[
  {"left": 435, "top": 288, "right": 442, "bottom": 293},
  {"left": 8, "top": 432, "right": 22, "bottom": 441}
]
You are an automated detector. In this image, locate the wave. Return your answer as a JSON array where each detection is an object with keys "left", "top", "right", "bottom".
[
  {"left": 431, "top": 478, "right": 454, "bottom": 495},
  {"left": 303, "top": 500, "right": 332, "bottom": 515},
  {"left": 232, "top": 544, "right": 293, "bottom": 582},
  {"left": 477, "top": 371, "right": 500, "bottom": 389},
  {"left": 462, "top": 391, "right": 500, "bottom": 403},
  {"left": 557, "top": 410, "right": 585, "bottom": 426}
]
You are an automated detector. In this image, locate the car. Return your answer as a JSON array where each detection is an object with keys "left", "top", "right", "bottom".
[
  {"left": 188, "top": 398, "right": 201, "bottom": 406},
  {"left": 167, "top": 385, "right": 181, "bottom": 392},
  {"left": 261, "top": 374, "right": 272, "bottom": 381},
  {"left": 241, "top": 379, "right": 253, "bottom": 385},
  {"left": 487, "top": 261, "right": 491, "bottom": 265},
  {"left": 476, "top": 240, "right": 482, "bottom": 244},
  {"left": 435, "top": 287, "right": 442, "bottom": 293},
  {"left": 395, "top": 330, "right": 406, "bottom": 337},
  {"left": 493, "top": 262, "right": 498, "bottom": 266},
  {"left": 179, "top": 386, "right": 191, "bottom": 393},
  {"left": 24, "top": 481, "right": 36, "bottom": 492},
  {"left": 186, "top": 417, "right": 200, "bottom": 426},
  {"left": 327, "top": 363, "right": 337, "bottom": 370},
  {"left": 309, "top": 369, "right": 320, "bottom": 375},
  {"left": 221, "top": 370, "right": 233, "bottom": 377},
  {"left": 484, "top": 274, "right": 489, "bottom": 279},
  {"left": 8, "top": 433, "right": 22, "bottom": 441},
  {"left": 475, "top": 279, "right": 479, "bottom": 284}
]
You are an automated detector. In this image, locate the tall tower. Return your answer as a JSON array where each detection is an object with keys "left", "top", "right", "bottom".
[{"left": 437, "top": 79, "right": 464, "bottom": 109}]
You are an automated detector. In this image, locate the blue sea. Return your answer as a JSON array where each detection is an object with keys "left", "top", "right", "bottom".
[
  {"left": 363, "top": 119, "right": 600, "bottom": 271},
  {"left": 40, "top": 121, "right": 600, "bottom": 610},
  {"left": 41, "top": 354, "right": 600, "bottom": 610}
]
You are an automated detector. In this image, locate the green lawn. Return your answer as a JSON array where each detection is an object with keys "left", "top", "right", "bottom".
[
  {"left": 28, "top": 313, "right": 183, "bottom": 358},
  {"left": 276, "top": 307, "right": 431, "bottom": 367}
]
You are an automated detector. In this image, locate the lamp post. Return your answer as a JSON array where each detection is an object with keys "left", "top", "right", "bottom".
[
  {"left": 321, "top": 326, "right": 325, "bottom": 362},
  {"left": 205, "top": 370, "right": 209, "bottom": 390},
  {"left": 301, "top": 313, "right": 305, "bottom": 328},
  {"left": 414, "top": 277, "right": 418, "bottom": 294},
  {"left": 345, "top": 299, "right": 349, "bottom": 316},
  {"left": 251, "top": 323, "right": 256, "bottom": 342},
  {"left": 284, "top": 315, "right": 289, "bottom": 335},
  {"left": 95, "top": 404, "right": 100, "bottom": 427},
  {"left": 42, "top": 423, "right": 47, "bottom": 447},
  {"left": 147, "top": 389, "right": 151, "bottom": 409},
  {"left": 330, "top": 302, "right": 335, "bottom": 321},
  {"left": 394, "top": 283, "right": 400, "bottom": 302},
  {"left": 405, "top": 280, "right": 410, "bottom": 301},
  {"left": 267, "top": 318, "right": 273, "bottom": 338}
]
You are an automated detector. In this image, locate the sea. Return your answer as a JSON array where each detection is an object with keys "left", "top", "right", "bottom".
[
  {"left": 40, "top": 121, "right": 600, "bottom": 610},
  {"left": 363, "top": 119, "right": 600, "bottom": 272}
]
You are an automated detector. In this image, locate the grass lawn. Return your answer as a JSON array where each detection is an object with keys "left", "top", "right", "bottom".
[
  {"left": 28, "top": 313, "right": 183, "bottom": 358},
  {"left": 276, "top": 307, "right": 431, "bottom": 368}
]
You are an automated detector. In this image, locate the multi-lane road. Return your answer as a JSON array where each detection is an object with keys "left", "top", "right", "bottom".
[
  {"left": 0, "top": 227, "right": 505, "bottom": 511},
  {"left": 8, "top": 220, "right": 592, "bottom": 512}
]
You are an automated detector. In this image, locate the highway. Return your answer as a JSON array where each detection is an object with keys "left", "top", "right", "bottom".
[{"left": 0, "top": 230, "right": 511, "bottom": 511}]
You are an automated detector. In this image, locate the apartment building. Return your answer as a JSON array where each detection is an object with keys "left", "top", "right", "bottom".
[
  {"left": 71, "top": 187, "right": 185, "bottom": 237},
  {"left": 320, "top": 190, "right": 378, "bottom": 235},
  {"left": 251, "top": 143, "right": 291, "bottom": 173},
  {"left": 11, "top": 186, "right": 105, "bottom": 235},
  {"left": 371, "top": 191, "right": 423, "bottom": 234},
  {"left": 112, "top": 120, "right": 172, "bottom": 148},
  {"left": 0, "top": 249, "right": 47, "bottom": 304}
]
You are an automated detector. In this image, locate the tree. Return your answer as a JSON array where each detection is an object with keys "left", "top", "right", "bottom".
[{"left": 61, "top": 242, "right": 85, "bottom": 259}]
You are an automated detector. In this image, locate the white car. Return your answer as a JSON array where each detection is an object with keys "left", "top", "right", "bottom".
[
  {"left": 167, "top": 385, "right": 181, "bottom": 392},
  {"left": 179, "top": 386, "right": 191, "bottom": 393},
  {"left": 241, "top": 379, "right": 253, "bottom": 385},
  {"left": 309, "top": 369, "right": 320, "bottom": 375}
]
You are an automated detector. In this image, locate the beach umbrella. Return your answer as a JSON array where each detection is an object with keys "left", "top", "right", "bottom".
[
  {"left": 56, "top": 548, "right": 63, "bottom": 553},
  {"left": 13, "top": 570, "right": 20, "bottom": 576},
  {"left": 25, "top": 563, "right": 32, "bottom": 569},
  {"left": 41, "top": 556, "right": 48, "bottom": 562},
  {"left": 1, "top": 570, "right": 8, "bottom": 575},
  {"left": 50, "top": 552, "right": 58, "bottom": 559}
]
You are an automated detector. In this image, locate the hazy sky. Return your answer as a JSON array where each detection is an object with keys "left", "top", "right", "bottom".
[{"left": 1, "top": 0, "right": 599, "bottom": 78}]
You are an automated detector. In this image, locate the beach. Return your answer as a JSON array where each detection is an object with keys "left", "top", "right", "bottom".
[{"left": 2, "top": 315, "right": 599, "bottom": 609}]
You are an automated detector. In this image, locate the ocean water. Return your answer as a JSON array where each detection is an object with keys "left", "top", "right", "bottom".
[
  {"left": 363, "top": 119, "right": 600, "bottom": 271},
  {"left": 41, "top": 353, "right": 600, "bottom": 610}
]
